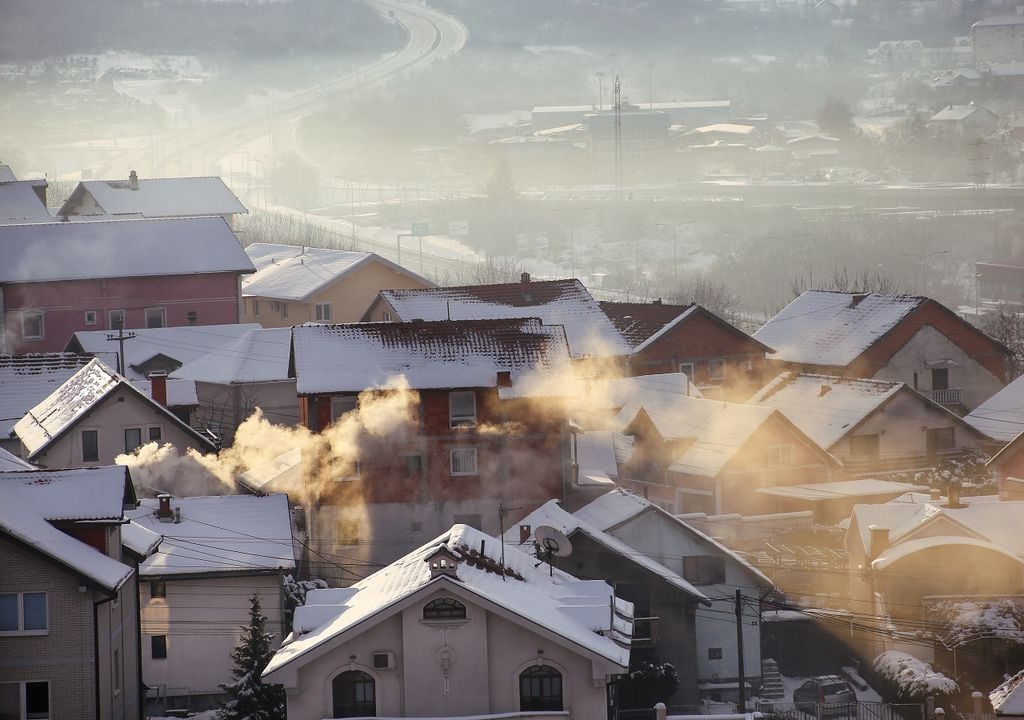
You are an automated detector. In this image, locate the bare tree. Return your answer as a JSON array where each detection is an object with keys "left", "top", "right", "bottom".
[
  {"left": 665, "top": 271, "right": 741, "bottom": 323},
  {"left": 789, "top": 267, "right": 902, "bottom": 298}
]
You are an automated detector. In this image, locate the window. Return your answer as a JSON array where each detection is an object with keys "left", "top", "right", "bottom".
[
  {"left": 252, "top": 299, "right": 260, "bottom": 317},
  {"left": 187, "top": 311, "right": 197, "bottom": 326},
  {"left": 927, "top": 427, "right": 956, "bottom": 460},
  {"left": 0, "top": 593, "right": 47, "bottom": 635},
  {"left": 767, "top": 443, "right": 794, "bottom": 466},
  {"left": 0, "top": 681, "right": 49, "bottom": 720},
  {"left": 519, "top": 665, "right": 563, "bottom": 712},
  {"left": 331, "top": 396, "right": 358, "bottom": 423},
  {"left": 282, "top": 303, "right": 288, "bottom": 319},
  {"left": 84, "top": 310, "right": 97, "bottom": 326},
  {"left": 931, "top": 367, "right": 949, "bottom": 391},
  {"left": 449, "top": 391, "right": 477, "bottom": 428},
  {"left": 423, "top": 598, "right": 467, "bottom": 620},
  {"left": 406, "top": 455, "right": 423, "bottom": 474},
  {"left": 124, "top": 428, "right": 143, "bottom": 454},
  {"left": 708, "top": 358, "right": 726, "bottom": 381},
  {"left": 150, "top": 580, "right": 166, "bottom": 599},
  {"left": 708, "top": 647, "right": 723, "bottom": 660},
  {"left": 81, "top": 430, "right": 99, "bottom": 463},
  {"left": 453, "top": 513, "right": 482, "bottom": 530},
  {"left": 315, "top": 302, "right": 332, "bottom": 322},
  {"left": 849, "top": 434, "right": 880, "bottom": 461},
  {"left": 679, "top": 362, "right": 695, "bottom": 378},
  {"left": 683, "top": 556, "right": 726, "bottom": 585},
  {"left": 450, "top": 447, "right": 478, "bottom": 476},
  {"left": 108, "top": 309, "right": 125, "bottom": 330},
  {"left": 332, "top": 671, "right": 375, "bottom": 718},
  {"left": 145, "top": 307, "right": 166, "bottom": 329},
  {"left": 382, "top": 312, "right": 392, "bottom": 321},
  {"left": 148, "top": 427, "right": 162, "bottom": 443},
  {"left": 21, "top": 312, "right": 43, "bottom": 340},
  {"left": 151, "top": 635, "right": 167, "bottom": 660}
]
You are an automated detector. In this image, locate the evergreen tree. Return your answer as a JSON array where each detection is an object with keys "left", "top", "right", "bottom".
[{"left": 218, "top": 593, "right": 286, "bottom": 720}]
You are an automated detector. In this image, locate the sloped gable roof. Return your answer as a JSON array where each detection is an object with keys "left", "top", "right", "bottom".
[
  {"left": 264, "top": 524, "right": 631, "bottom": 679},
  {"left": 290, "top": 318, "right": 574, "bottom": 395},
  {"left": 242, "top": 243, "right": 432, "bottom": 302},
  {"left": 60, "top": 176, "right": 247, "bottom": 218},
  {"left": 0, "top": 353, "right": 93, "bottom": 438},
  {"left": 753, "top": 291, "right": 926, "bottom": 367},
  {"left": 0, "top": 217, "right": 255, "bottom": 283},
  {"left": 0, "top": 466, "right": 135, "bottom": 521},
  {"left": 599, "top": 300, "right": 692, "bottom": 347},
  {"left": 0, "top": 182, "right": 51, "bottom": 221},
  {"left": 0, "top": 448, "right": 32, "bottom": 471},
  {"left": 378, "top": 279, "right": 631, "bottom": 358},
  {"left": 966, "top": 373, "right": 1024, "bottom": 442}
]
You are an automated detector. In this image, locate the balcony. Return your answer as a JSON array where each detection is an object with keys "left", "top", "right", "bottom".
[{"left": 926, "top": 388, "right": 962, "bottom": 407}]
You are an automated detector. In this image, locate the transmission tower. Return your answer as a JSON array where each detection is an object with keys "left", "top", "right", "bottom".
[{"left": 614, "top": 74, "right": 623, "bottom": 204}]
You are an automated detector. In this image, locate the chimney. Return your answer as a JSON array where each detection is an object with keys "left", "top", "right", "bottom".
[
  {"left": 129, "top": 170, "right": 138, "bottom": 191},
  {"left": 149, "top": 371, "right": 168, "bottom": 407},
  {"left": 520, "top": 524, "right": 532, "bottom": 544},
  {"left": 947, "top": 481, "right": 964, "bottom": 509},
  {"left": 521, "top": 272, "right": 531, "bottom": 283},
  {"left": 653, "top": 298, "right": 662, "bottom": 305},
  {"left": 868, "top": 525, "right": 890, "bottom": 560},
  {"left": 157, "top": 494, "right": 173, "bottom": 521},
  {"left": 930, "top": 487, "right": 941, "bottom": 501},
  {"left": 496, "top": 370, "right": 512, "bottom": 388},
  {"left": 850, "top": 293, "right": 868, "bottom": 308},
  {"left": 426, "top": 546, "right": 460, "bottom": 579},
  {"left": 819, "top": 384, "right": 832, "bottom": 397}
]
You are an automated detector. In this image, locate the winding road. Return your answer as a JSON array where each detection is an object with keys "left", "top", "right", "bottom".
[{"left": 99, "top": 0, "right": 467, "bottom": 179}]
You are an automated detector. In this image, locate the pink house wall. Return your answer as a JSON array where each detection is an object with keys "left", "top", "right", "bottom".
[{"left": 3, "top": 272, "right": 243, "bottom": 353}]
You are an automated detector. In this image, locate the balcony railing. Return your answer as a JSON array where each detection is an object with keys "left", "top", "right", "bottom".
[{"left": 926, "top": 388, "right": 963, "bottom": 406}]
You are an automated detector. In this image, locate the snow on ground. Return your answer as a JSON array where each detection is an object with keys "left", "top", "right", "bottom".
[{"left": 148, "top": 712, "right": 219, "bottom": 720}]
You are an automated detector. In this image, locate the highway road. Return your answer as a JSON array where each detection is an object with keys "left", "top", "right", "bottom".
[{"left": 97, "top": 0, "right": 468, "bottom": 179}]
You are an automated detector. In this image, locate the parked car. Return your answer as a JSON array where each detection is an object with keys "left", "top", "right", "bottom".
[{"left": 794, "top": 676, "right": 858, "bottom": 715}]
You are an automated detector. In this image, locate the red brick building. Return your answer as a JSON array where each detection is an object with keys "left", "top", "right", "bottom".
[
  {"left": 753, "top": 291, "right": 1010, "bottom": 412},
  {"left": 288, "top": 318, "right": 578, "bottom": 571},
  {"left": 601, "top": 301, "right": 774, "bottom": 400}
]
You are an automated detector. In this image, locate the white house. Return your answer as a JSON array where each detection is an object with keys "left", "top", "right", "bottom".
[
  {"left": 263, "top": 523, "right": 632, "bottom": 719},
  {"left": 126, "top": 493, "right": 296, "bottom": 711},
  {"left": 13, "top": 359, "right": 217, "bottom": 468},
  {"left": 0, "top": 353, "right": 92, "bottom": 455}
]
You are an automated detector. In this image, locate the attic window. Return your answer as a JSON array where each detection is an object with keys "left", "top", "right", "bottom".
[
  {"left": 423, "top": 598, "right": 466, "bottom": 620},
  {"left": 767, "top": 443, "right": 794, "bottom": 466}
]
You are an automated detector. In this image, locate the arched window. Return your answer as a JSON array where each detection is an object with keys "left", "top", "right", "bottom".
[
  {"left": 332, "top": 670, "right": 375, "bottom": 718},
  {"left": 519, "top": 665, "right": 563, "bottom": 712},
  {"left": 423, "top": 598, "right": 466, "bottom": 620}
]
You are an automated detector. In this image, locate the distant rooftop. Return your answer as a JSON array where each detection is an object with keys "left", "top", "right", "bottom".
[
  {"left": 59, "top": 174, "right": 247, "bottom": 218},
  {"left": 973, "top": 15, "right": 1024, "bottom": 28}
]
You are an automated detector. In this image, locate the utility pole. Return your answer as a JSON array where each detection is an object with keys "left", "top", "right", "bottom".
[
  {"left": 736, "top": 589, "right": 747, "bottom": 713},
  {"left": 613, "top": 75, "right": 623, "bottom": 204},
  {"left": 553, "top": 207, "right": 590, "bottom": 279},
  {"left": 647, "top": 63, "right": 654, "bottom": 109},
  {"left": 595, "top": 72, "right": 605, "bottom": 111},
  {"left": 106, "top": 318, "right": 136, "bottom": 376}
]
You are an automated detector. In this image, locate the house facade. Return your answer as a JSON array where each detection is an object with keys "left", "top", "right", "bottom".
[
  {"left": 0, "top": 353, "right": 92, "bottom": 455},
  {"left": 0, "top": 466, "right": 141, "bottom": 720},
  {"left": 289, "top": 318, "right": 577, "bottom": 578},
  {"left": 601, "top": 301, "right": 773, "bottom": 400},
  {"left": 14, "top": 359, "right": 217, "bottom": 468},
  {"left": 973, "top": 16, "right": 1024, "bottom": 64},
  {"left": 126, "top": 494, "right": 295, "bottom": 711},
  {"left": 0, "top": 217, "right": 255, "bottom": 354},
  {"left": 263, "top": 524, "right": 632, "bottom": 720},
  {"left": 241, "top": 243, "right": 433, "bottom": 326},
  {"left": 753, "top": 291, "right": 1010, "bottom": 412}
]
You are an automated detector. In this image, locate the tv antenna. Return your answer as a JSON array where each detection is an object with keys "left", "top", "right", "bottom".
[{"left": 533, "top": 525, "right": 573, "bottom": 575}]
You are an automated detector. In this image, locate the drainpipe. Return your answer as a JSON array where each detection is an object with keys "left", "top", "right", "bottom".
[
  {"left": 135, "top": 571, "right": 144, "bottom": 720},
  {"left": 94, "top": 593, "right": 114, "bottom": 720}
]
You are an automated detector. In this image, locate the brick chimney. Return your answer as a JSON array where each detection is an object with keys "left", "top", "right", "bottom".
[
  {"left": 149, "top": 371, "right": 167, "bottom": 407},
  {"left": 129, "top": 170, "right": 139, "bottom": 191},
  {"left": 521, "top": 272, "right": 531, "bottom": 283},
  {"left": 947, "top": 482, "right": 964, "bottom": 509},
  {"left": 157, "top": 494, "right": 174, "bottom": 522},
  {"left": 868, "top": 524, "right": 890, "bottom": 560},
  {"left": 496, "top": 370, "right": 512, "bottom": 388},
  {"left": 519, "top": 524, "right": 532, "bottom": 544}
]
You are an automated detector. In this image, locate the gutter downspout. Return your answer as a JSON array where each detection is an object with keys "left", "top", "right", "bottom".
[
  {"left": 135, "top": 570, "right": 144, "bottom": 720},
  {"left": 94, "top": 593, "right": 114, "bottom": 720}
]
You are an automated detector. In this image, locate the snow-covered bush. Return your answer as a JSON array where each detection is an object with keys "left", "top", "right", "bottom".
[
  {"left": 873, "top": 651, "right": 958, "bottom": 701},
  {"left": 930, "top": 599, "right": 1024, "bottom": 647},
  {"left": 283, "top": 574, "right": 328, "bottom": 632}
]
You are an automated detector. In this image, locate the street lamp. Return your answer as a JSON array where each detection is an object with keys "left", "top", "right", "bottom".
[
  {"left": 552, "top": 207, "right": 590, "bottom": 279},
  {"left": 646, "top": 63, "right": 654, "bottom": 109},
  {"left": 654, "top": 221, "right": 696, "bottom": 280},
  {"left": 595, "top": 72, "right": 605, "bottom": 111}
]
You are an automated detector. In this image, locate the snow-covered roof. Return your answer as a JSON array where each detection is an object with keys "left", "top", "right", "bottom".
[
  {"left": 991, "top": 669, "right": 1024, "bottom": 715},
  {"left": 0, "top": 217, "right": 254, "bottom": 284},
  {"left": 753, "top": 291, "right": 926, "bottom": 367},
  {"left": 242, "top": 243, "right": 431, "bottom": 302},
  {"left": 264, "top": 524, "right": 632, "bottom": 679},
  {"left": 378, "top": 279, "right": 631, "bottom": 359},
  {"left": 505, "top": 499, "right": 708, "bottom": 601},
  {"left": 122, "top": 521, "right": 162, "bottom": 558},
  {"left": 0, "top": 497, "right": 132, "bottom": 592},
  {"left": 973, "top": 15, "right": 1024, "bottom": 27},
  {"left": 756, "top": 478, "right": 928, "bottom": 502},
  {"left": 126, "top": 494, "right": 295, "bottom": 576},
  {"left": 0, "top": 353, "right": 93, "bottom": 438},
  {"left": 129, "top": 378, "right": 199, "bottom": 408},
  {"left": 587, "top": 373, "right": 703, "bottom": 413},
  {"left": 13, "top": 359, "right": 214, "bottom": 460},
  {"left": 59, "top": 175, "right": 247, "bottom": 218},
  {"left": 0, "top": 447, "right": 32, "bottom": 471},
  {"left": 576, "top": 430, "right": 619, "bottom": 485},
  {"left": 236, "top": 447, "right": 303, "bottom": 495},
  {"left": 171, "top": 327, "right": 293, "bottom": 385},
  {"left": 0, "top": 182, "right": 51, "bottom": 221},
  {"left": 599, "top": 300, "right": 693, "bottom": 348},
  {"left": 0, "top": 165, "right": 17, "bottom": 182},
  {"left": 68, "top": 324, "right": 275, "bottom": 382},
  {"left": 930, "top": 105, "right": 994, "bottom": 122},
  {"left": 617, "top": 395, "right": 781, "bottom": 477},
  {"left": 750, "top": 372, "right": 903, "bottom": 449},
  {"left": 689, "top": 123, "right": 756, "bottom": 136},
  {"left": 786, "top": 134, "right": 840, "bottom": 145},
  {"left": 574, "top": 487, "right": 774, "bottom": 588},
  {"left": 0, "top": 466, "right": 134, "bottom": 521},
  {"left": 873, "top": 535, "right": 1024, "bottom": 571},
  {"left": 290, "top": 318, "right": 574, "bottom": 395},
  {"left": 966, "top": 373, "right": 1024, "bottom": 442}
]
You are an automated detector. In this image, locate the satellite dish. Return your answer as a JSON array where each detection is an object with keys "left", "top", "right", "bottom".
[{"left": 534, "top": 525, "right": 573, "bottom": 558}]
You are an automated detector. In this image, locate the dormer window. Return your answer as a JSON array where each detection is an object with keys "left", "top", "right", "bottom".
[{"left": 423, "top": 598, "right": 466, "bottom": 620}]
